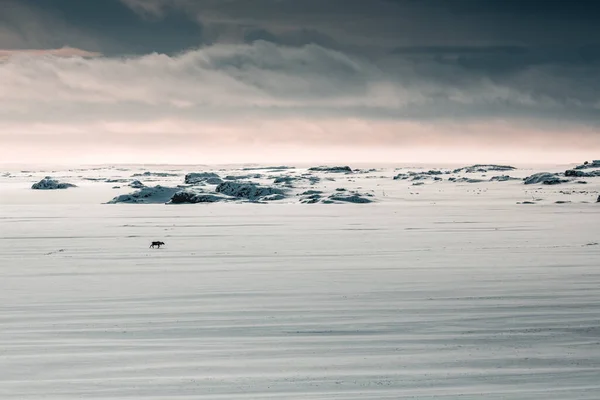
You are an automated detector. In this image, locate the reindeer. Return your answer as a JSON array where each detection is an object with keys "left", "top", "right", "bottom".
[{"left": 150, "top": 241, "right": 165, "bottom": 249}]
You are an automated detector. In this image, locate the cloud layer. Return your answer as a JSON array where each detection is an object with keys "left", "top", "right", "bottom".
[{"left": 1, "top": 0, "right": 599, "bottom": 163}]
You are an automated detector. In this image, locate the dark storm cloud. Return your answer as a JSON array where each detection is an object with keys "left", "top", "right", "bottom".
[
  {"left": 1, "top": 0, "right": 600, "bottom": 163},
  {"left": 0, "top": 0, "right": 202, "bottom": 55}
]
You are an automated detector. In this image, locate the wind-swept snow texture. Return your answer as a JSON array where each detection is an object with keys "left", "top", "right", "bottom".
[{"left": 1, "top": 164, "right": 600, "bottom": 399}]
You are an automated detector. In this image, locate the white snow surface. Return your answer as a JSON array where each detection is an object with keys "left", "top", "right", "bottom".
[{"left": 1, "top": 163, "right": 600, "bottom": 399}]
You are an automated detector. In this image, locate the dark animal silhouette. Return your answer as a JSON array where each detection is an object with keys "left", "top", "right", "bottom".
[{"left": 150, "top": 241, "right": 165, "bottom": 249}]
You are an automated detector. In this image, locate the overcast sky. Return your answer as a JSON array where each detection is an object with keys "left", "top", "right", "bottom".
[{"left": 1, "top": 0, "right": 600, "bottom": 164}]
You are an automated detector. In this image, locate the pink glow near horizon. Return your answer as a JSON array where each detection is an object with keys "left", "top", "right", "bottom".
[{"left": 1, "top": 118, "right": 598, "bottom": 165}]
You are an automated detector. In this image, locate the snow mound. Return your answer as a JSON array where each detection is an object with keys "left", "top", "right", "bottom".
[
  {"left": 328, "top": 194, "right": 374, "bottom": 203},
  {"left": 31, "top": 177, "right": 77, "bottom": 190},
  {"left": 107, "top": 186, "right": 180, "bottom": 204},
  {"left": 169, "top": 191, "right": 228, "bottom": 204},
  {"left": 490, "top": 175, "right": 519, "bottom": 182},
  {"left": 215, "top": 181, "right": 285, "bottom": 201},
  {"left": 308, "top": 166, "right": 353, "bottom": 173},
  {"left": 129, "top": 180, "right": 145, "bottom": 188},
  {"left": 184, "top": 172, "right": 223, "bottom": 185},
  {"left": 453, "top": 164, "right": 516, "bottom": 173},
  {"left": 524, "top": 173, "right": 568, "bottom": 185}
]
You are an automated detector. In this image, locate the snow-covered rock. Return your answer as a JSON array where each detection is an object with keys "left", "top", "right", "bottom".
[
  {"left": 184, "top": 172, "right": 223, "bottom": 185},
  {"left": 132, "top": 171, "right": 179, "bottom": 177},
  {"left": 565, "top": 169, "right": 600, "bottom": 177},
  {"left": 328, "top": 194, "right": 373, "bottom": 203},
  {"left": 573, "top": 160, "right": 600, "bottom": 170},
  {"left": 455, "top": 177, "right": 486, "bottom": 183},
  {"left": 225, "top": 174, "right": 263, "bottom": 181},
  {"left": 129, "top": 180, "right": 145, "bottom": 189},
  {"left": 490, "top": 175, "right": 518, "bottom": 182},
  {"left": 524, "top": 173, "right": 567, "bottom": 185},
  {"left": 273, "top": 175, "right": 320, "bottom": 186},
  {"left": 106, "top": 186, "right": 180, "bottom": 204},
  {"left": 453, "top": 164, "right": 516, "bottom": 174},
  {"left": 308, "top": 166, "right": 353, "bottom": 173},
  {"left": 215, "top": 181, "right": 285, "bottom": 201},
  {"left": 169, "top": 191, "right": 228, "bottom": 204},
  {"left": 31, "top": 177, "right": 77, "bottom": 190}
]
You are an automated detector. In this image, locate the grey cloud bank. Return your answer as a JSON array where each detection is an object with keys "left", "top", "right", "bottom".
[{"left": 1, "top": 0, "right": 599, "bottom": 163}]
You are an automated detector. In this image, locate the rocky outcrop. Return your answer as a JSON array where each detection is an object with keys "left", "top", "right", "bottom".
[
  {"left": 107, "top": 186, "right": 180, "bottom": 204},
  {"left": 31, "top": 177, "right": 77, "bottom": 190},
  {"left": 129, "top": 180, "right": 145, "bottom": 188},
  {"left": 169, "top": 191, "right": 228, "bottom": 204},
  {"left": 453, "top": 164, "right": 516, "bottom": 174},
  {"left": 184, "top": 172, "right": 223, "bottom": 185},
  {"left": 523, "top": 173, "right": 567, "bottom": 185},
  {"left": 215, "top": 181, "right": 285, "bottom": 201},
  {"left": 308, "top": 166, "right": 353, "bottom": 173}
]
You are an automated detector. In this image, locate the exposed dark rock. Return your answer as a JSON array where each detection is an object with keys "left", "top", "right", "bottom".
[
  {"left": 308, "top": 166, "right": 353, "bottom": 173},
  {"left": 107, "top": 186, "right": 180, "bottom": 204},
  {"left": 215, "top": 181, "right": 285, "bottom": 201},
  {"left": 565, "top": 169, "right": 600, "bottom": 177},
  {"left": 226, "top": 174, "right": 263, "bottom": 181},
  {"left": 129, "top": 180, "right": 145, "bottom": 188},
  {"left": 523, "top": 173, "right": 568, "bottom": 185},
  {"left": 455, "top": 177, "right": 485, "bottom": 183},
  {"left": 300, "top": 190, "right": 323, "bottom": 196},
  {"left": 31, "top": 177, "right": 77, "bottom": 190},
  {"left": 574, "top": 160, "right": 600, "bottom": 170},
  {"left": 169, "top": 191, "right": 227, "bottom": 204},
  {"left": 490, "top": 175, "right": 518, "bottom": 182},
  {"left": 328, "top": 194, "right": 373, "bottom": 203},
  {"left": 184, "top": 172, "right": 223, "bottom": 185},
  {"left": 453, "top": 164, "right": 516, "bottom": 174},
  {"left": 132, "top": 171, "right": 179, "bottom": 177}
]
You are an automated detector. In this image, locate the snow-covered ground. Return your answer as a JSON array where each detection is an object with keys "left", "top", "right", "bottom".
[{"left": 1, "top": 163, "right": 599, "bottom": 399}]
